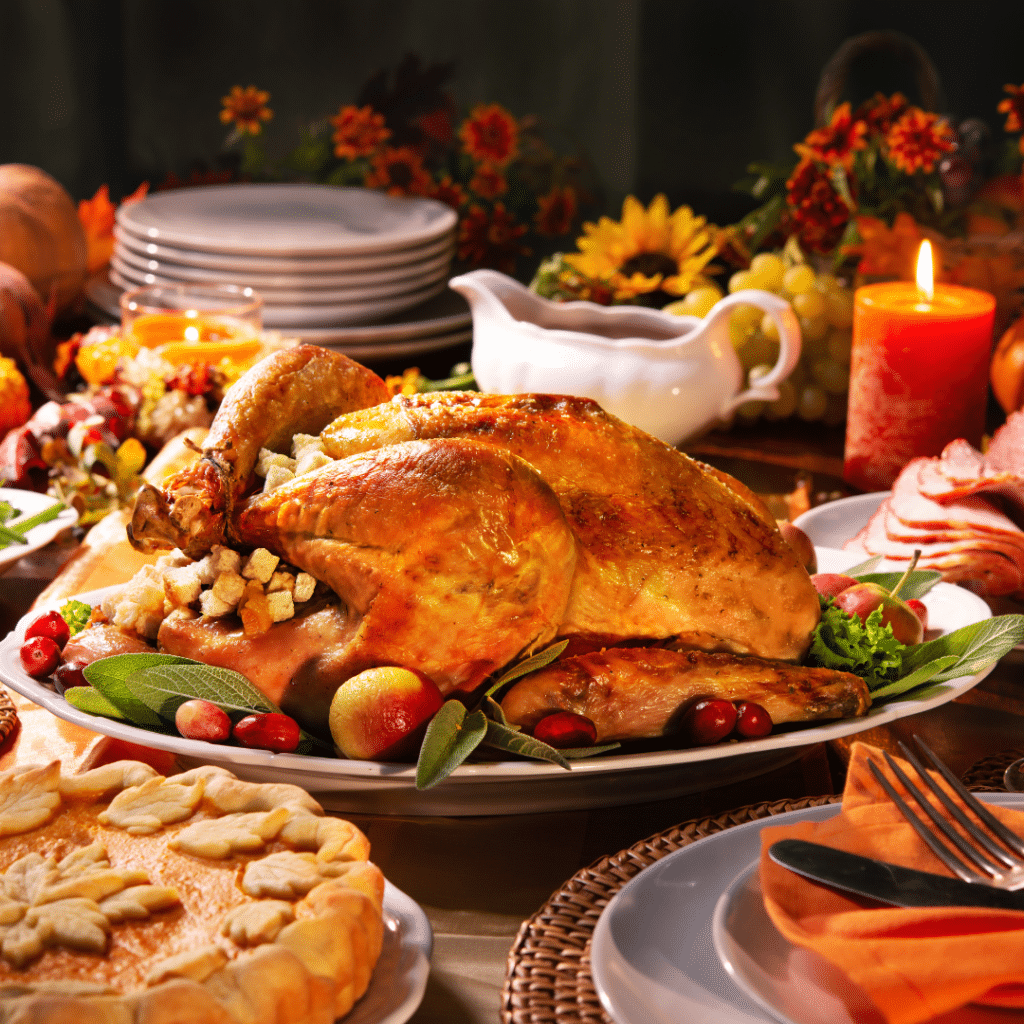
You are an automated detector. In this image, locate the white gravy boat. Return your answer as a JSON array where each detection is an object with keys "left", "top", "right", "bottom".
[{"left": 450, "top": 269, "right": 801, "bottom": 447}]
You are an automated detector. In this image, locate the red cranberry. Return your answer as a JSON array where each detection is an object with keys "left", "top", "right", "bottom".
[
  {"left": 233, "top": 713, "right": 301, "bottom": 753},
  {"left": 20, "top": 636, "right": 61, "bottom": 678},
  {"left": 735, "top": 701, "right": 773, "bottom": 738},
  {"left": 907, "top": 599, "right": 929, "bottom": 632},
  {"left": 681, "top": 698, "right": 738, "bottom": 746},
  {"left": 53, "top": 659, "right": 89, "bottom": 693},
  {"left": 25, "top": 610, "right": 71, "bottom": 650},
  {"left": 532, "top": 711, "right": 598, "bottom": 748}
]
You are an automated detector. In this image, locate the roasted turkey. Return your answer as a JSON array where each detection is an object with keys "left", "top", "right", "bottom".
[{"left": 129, "top": 345, "right": 865, "bottom": 740}]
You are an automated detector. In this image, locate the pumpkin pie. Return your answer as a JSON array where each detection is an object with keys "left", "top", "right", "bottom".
[{"left": 0, "top": 759, "right": 385, "bottom": 1023}]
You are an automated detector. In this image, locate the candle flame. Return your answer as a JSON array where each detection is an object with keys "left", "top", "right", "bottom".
[{"left": 915, "top": 240, "right": 934, "bottom": 301}]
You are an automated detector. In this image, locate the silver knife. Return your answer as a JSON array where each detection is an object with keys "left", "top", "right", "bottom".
[{"left": 769, "top": 839, "right": 1024, "bottom": 910}]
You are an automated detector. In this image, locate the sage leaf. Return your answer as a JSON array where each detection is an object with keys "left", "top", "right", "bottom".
[
  {"left": 484, "top": 639, "right": 570, "bottom": 698},
  {"left": 83, "top": 654, "right": 191, "bottom": 731},
  {"left": 64, "top": 686, "right": 129, "bottom": 721},
  {"left": 482, "top": 719, "right": 571, "bottom": 770},
  {"left": 483, "top": 695, "right": 511, "bottom": 726},
  {"left": 126, "top": 663, "right": 281, "bottom": 719},
  {"left": 901, "top": 614, "right": 1024, "bottom": 682},
  {"left": 560, "top": 743, "right": 621, "bottom": 759},
  {"left": 855, "top": 570, "right": 942, "bottom": 600},
  {"left": 869, "top": 656, "right": 959, "bottom": 701},
  {"left": 415, "top": 701, "right": 487, "bottom": 790},
  {"left": 845, "top": 555, "right": 882, "bottom": 576}
]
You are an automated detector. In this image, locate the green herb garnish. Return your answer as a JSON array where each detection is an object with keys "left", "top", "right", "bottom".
[
  {"left": 59, "top": 599, "right": 92, "bottom": 637},
  {"left": 0, "top": 500, "right": 68, "bottom": 549}
]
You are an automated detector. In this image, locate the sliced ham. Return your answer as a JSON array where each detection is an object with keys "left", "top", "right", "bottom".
[
  {"left": 985, "top": 410, "right": 1024, "bottom": 475},
  {"left": 881, "top": 505, "right": 1024, "bottom": 559}
]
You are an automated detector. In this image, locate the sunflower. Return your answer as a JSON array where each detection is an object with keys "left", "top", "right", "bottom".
[
  {"left": 219, "top": 85, "right": 272, "bottom": 136},
  {"left": 795, "top": 102, "right": 867, "bottom": 170},
  {"left": 364, "top": 146, "right": 434, "bottom": 197},
  {"left": 459, "top": 103, "right": 519, "bottom": 166},
  {"left": 885, "top": 109, "right": 955, "bottom": 175},
  {"left": 330, "top": 105, "right": 391, "bottom": 160},
  {"left": 562, "top": 194, "right": 717, "bottom": 301}
]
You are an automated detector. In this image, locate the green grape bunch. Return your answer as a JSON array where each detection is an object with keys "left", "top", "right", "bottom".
[{"left": 666, "top": 249, "right": 854, "bottom": 427}]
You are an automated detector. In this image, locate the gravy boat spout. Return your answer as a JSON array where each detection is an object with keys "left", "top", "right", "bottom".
[{"left": 451, "top": 269, "right": 802, "bottom": 447}]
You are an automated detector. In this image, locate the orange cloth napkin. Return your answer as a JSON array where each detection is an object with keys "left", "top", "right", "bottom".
[{"left": 760, "top": 741, "right": 1024, "bottom": 1024}]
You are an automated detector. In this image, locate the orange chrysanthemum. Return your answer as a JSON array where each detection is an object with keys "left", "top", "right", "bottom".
[
  {"left": 998, "top": 83, "right": 1024, "bottom": 154},
  {"left": 844, "top": 212, "right": 925, "bottom": 280},
  {"left": 854, "top": 92, "right": 909, "bottom": 136},
  {"left": 469, "top": 163, "right": 507, "bottom": 199},
  {"left": 534, "top": 185, "right": 577, "bottom": 237},
  {"left": 459, "top": 103, "right": 519, "bottom": 167},
  {"left": 220, "top": 85, "right": 272, "bottom": 136},
  {"left": 795, "top": 102, "right": 867, "bottom": 170},
  {"left": 457, "top": 203, "right": 530, "bottom": 273},
  {"left": 431, "top": 176, "right": 467, "bottom": 211},
  {"left": 885, "top": 108, "right": 956, "bottom": 174},
  {"left": 364, "top": 146, "right": 434, "bottom": 197},
  {"left": 785, "top": 157, "right": 853, "bottom": 253},
  {"left": 330, "top": 105, "right": 391, "bottom": 160},
  {"left": 78, "top": 182, "right": 149, "bottom": 274}
]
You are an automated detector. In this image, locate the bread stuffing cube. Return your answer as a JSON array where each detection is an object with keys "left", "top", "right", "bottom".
[
  {"left": 155, "top": 549, "right": 192, "bottom": 571},
  {"left": 266, "top": 590, "right": 295, "bottom": 622},
  {"left": 256, "top": 448, "right": 296, "bottom": 477},
  {"left": 242, "top": 548, "right": 280, "bottom": 584},
  {"left": 293, "top": 572, "right": 317, "bottom": 602},
  {"left": 163, "top": 564, "right": 203, "bottom": 606},
  {"left": 290, "top": 433, "right": 322, "bottom": 458},
  {"left": 211, "top": 571, "right": 246, "bottom": 606},
  {"left": 199, "top": 590, "right": 235, "bottom": 618},
  {"left": 200, "top": 546, "right": 241, "bottom": 582},
  {"left": 263, "top": 465, "right": 294, "bottom": 493},
  {"left": 267, "top": 571, "right": 294, "bottom": 593},
  {"left": 295, "top": 451, "right": 333, "bottom": 477}
]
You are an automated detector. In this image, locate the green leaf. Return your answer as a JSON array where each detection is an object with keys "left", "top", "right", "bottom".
[
  {"left": 126, "top": 663, "right": 281, "bottom": 719},
  {"left": 64, "top": 686, "right": 129, "bottom": 721},
  {"left": 484, "top": 640, "right": 570, "bottom": 698},
  {"left": 807, "top": 602, "right": 905, "bottom": 684},
  {"left": 9, "top": 501, "right": 66, "bottom": 535},
  {"left": 869, "top": 656, "right": 958, "bottom": 701},
  {"left": 561, "top": 743, "right": 621, "bottom": 759},
  {"left": 901, "top": 614, "right": 1024, "bottom": 682},
  {"left": 854, "top": 570, "right": 942, "bottom": 601},
  {"left": 482, "top": 719, "right": 571, "bottom": 769},
  {"left": 844, "top": 555, "right": 882, "bottom": 576},
  {"left": 743, "top": 194, "right": 786, "bottom": 253},
  {"left": 415, "top": 701, "right": 488, "bottom": 790},
  {"left": 59, "top": 599, "right": 92, "bottom": 638},
  {"left": 83, "top": 654, "right": 191, "bottom": 731}
]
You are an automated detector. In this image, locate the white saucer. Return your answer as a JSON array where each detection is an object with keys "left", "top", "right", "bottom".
[{"left": 115, "top": 184, "right": 457, "bottom": 256}]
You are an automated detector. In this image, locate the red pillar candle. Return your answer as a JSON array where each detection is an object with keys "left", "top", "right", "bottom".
[{"left": 843, "top": 280, "right": 995, "bottom": 492}]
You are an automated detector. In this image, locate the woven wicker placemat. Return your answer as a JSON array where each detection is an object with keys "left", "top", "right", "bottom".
[
  {"left": 501, "top": 794, "right": 839, "bottom": 1024},
  {"left": 0, "top": 687, "right": 18, "bottom": 745},
  {"left": 961, "top": 747, "right": 1024, "bottom": 792}
]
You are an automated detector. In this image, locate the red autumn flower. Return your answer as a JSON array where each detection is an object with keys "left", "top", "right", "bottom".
[
  {"left": 364, "top": 146, "right": 434, "bottom": 197},
  {"left": 998, "top": 83, "right": 1024, "bottom": 154},
  {"left": 431, "top": 176, "right": 467, "bottom": 211},
  {"left": 534, "top": 185, "right": 577, "bottom": 237},
  {"left": 795, "top": 102, "right": 867, "bottom": 170},
  {"left": 220, "top": 85, "right": 272, "bottom": 136},
  {"left": 469, "top": 163, "right": 507, "bottom": 199},
  {"left": 417, "top": 106, "right": 455, "bottom": 147},
  {"left": 459, "top": 103, "right": 519, "bottom": 167},
  {"left": 854, "top": 92, "right": 910, "bottom": 136},
  {"left": 457, "top": 203, "right": 530, "bottom": 273},
  {"left": 785, "top": 156, "right": 853, "bottom": 253},
  {"left": 330, "top": 105, "right": 391, "bottom": 160},
  {"left": 885, "top": 108, "right": 956, "bottom": 174}
]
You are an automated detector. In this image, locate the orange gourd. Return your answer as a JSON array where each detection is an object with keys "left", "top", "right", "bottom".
[
  {"left": 991, "top": 313, "right": 1024, "bottom": 415},
  {"left": 0, "top": 356, "right": 31, "bottom": 432},
  {"left": 0, "top": 164, "right": 87, "bottom": 312}
]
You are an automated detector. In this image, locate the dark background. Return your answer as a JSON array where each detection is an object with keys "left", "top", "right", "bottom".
[{"left": 2, "top": 0, "right": 1022, "bottom": 228}]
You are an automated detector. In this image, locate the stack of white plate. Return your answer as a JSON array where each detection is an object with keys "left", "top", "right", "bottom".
[{"left": 93, "top": 183, "right": 471, "bottom": 359}]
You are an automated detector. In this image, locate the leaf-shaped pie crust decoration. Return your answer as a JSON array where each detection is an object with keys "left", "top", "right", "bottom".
[
  {"left": 145, "top": 944, "right": 228, "bottom": 986},
  {"left": 0, "top": 763, "right": 61, "bottom": 837},
  {"left": 279, "top": 814, "right": 370, "bottom": 863},
  {"left": 241, "top": 852, "right": 325, "bottom": 899},
  {"left": 169, "top": 808, "right": 290, "bottom": 859},
  {"left": 98, "top": 775, "right": 205, "bottom": 835},
  {"left": 219, "top": 900, "right": 294, "bottom": 946},
  {"left": 99, "top": 885, "right": 180, "bottom": 923}
]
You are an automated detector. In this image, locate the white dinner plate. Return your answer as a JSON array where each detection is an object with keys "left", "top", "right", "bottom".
[
  {"left": 709, "top": 794, "right": 1024, "bottom": 1024},
  {"left": 109, "top": 268, "right": 447, "bottom": 330},
  {"left": 0, "top": 548, "right": 998, "bottom": 816},
  {"left": 317, "top": 328, "right": 472, "bottom": 361},
  {"left": 113, "top": 241, "right": 455, "bottom": 291},
  {"left": 794, "top": 493, "right": 886, "bottom": 555},
  {"left": 0, "top": 488, "right": 79, "bottom": 575},
  {"left": 593, "top": 795, "right": 1024, "bottom": 1024},
  {"left": 115, "top": 185, "right": 457, "bottom": 256},
  {"left": 350, "top": 880, "right": 432, "bottom": 1024},
  {"left": 113, "top": 224, "right": 455, "bottom": 274},
  {"left": 110, "top": 254, "right": 451, "bottom": 306}
]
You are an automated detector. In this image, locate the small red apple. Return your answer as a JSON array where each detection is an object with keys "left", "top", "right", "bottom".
[
  {"left": 810, "top": 573, "right": 859, "bottom": 600},
  {"left": 329, "top": 666, "right": 446, "bottom": 762},
  {"left": 777, "top": 520, "right": 817, "bottom": 573}
]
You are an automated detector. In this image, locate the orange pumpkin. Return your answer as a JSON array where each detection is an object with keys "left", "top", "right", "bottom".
[
  {"left": 0, "top": 164, "right": 87, "bottom": 312},
  {"left": 991, "top": 313, "right": 1024, "bottom": 414}
]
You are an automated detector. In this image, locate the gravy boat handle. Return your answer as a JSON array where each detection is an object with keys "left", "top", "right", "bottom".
[{"left": 711, "top": 290, "right": 802, "bottom": 416}]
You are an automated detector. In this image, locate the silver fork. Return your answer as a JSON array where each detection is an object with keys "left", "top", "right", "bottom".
[{"left": 866, "top": 736, "right": 1024, "bottom": 891}]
